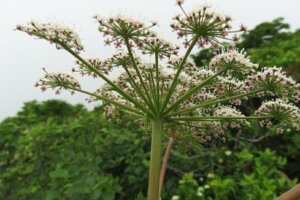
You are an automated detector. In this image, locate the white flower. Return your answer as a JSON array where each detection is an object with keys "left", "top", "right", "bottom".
[
  {"left": 244, "top": 67, "right": 297, "bottom": 99},
  {"left": 209, "top": 49, "right": 258, "bottom": 77},
  {"left": 207, "top": 173, "right": 214, "bottom": 178},
  {"left": 35, "top": 69, "right": 80, "bottom": 95},
  {"left": 204, "top": 184, "right": 210, "bottom": 189},
  {"left": 214, "top": 106, "right": 249, "bottom": 128},
  {"left": 225, "top": 150, "right": 232, "bottom": 156},
  {"left": 17, "top": 21, "right": 83, "bottom": 53},
  {"left": 171, "top": 5, "right": 244, "bottom": 48},
  {"left": 255, "top": 99, "right": 300, "bottom": 132}
]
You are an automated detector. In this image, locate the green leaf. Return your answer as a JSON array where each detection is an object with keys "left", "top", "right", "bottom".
[{"left": 49, "top": 168, "right": 69, "bottom": 179}]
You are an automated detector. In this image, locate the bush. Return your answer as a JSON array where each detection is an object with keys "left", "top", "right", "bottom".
[{"left": 172, "top": 149, "right": 297, "bottom": 200}]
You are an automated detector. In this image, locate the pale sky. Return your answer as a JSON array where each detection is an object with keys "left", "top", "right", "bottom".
[{"left": 0, "top": 0, "right": 299, "bottom": 120}]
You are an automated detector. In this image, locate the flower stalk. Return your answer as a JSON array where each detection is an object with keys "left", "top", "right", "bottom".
[{"left": 147, "top": 118, "right": 163, "bottom": 200}]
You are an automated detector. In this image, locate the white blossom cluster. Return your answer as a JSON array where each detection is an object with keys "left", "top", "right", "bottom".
[
  {"left": 93, "top": 15, "right": 156, "bottom": 48},
  {"left": 209, "top": 49, "right": 259, "bottom": 78},
  {"left": 35, "top": 70, "right": 80, "bottom": 95},
  {"left": 255, "top": 99, "right": 300, "bottom": 133},
  {"left": 170, "top": 4, "right": 245, "bottom": 48},
  {"left": 167, "top": 58, "right": 199, "bottom": 76},
  {"left": 214, "top": 106, "right": 249, "bottom": 128},
  {"left": 142, "top": 37, "right": 179, "bottom": 58},
  {"left": 16, "top": 21, "right": 83, "bottom": 53},
  {"left": 74, "top": 58, "right": 107, "bottom": 77},
  {"left": 293, "top": 85, "right": 300, "bottom": 103},
  {"left": 244, "top": 67, "right": 298, "bottom": 99}
]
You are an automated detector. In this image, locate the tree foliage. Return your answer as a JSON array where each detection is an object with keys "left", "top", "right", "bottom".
[{"left": 0, "top": 100, "right": 150, "bottom": 200}]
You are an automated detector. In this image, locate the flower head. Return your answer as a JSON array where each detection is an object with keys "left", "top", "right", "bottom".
[
  {"left": 171, "top": 4, "right": 244, "bottom": 48},
  {"left": 255, "top": 99, "right": 300, "bottom": 132},
  {"left": 142, "top": 37, "right": 179, "bottom": 58},
  {"left": 16, "top": 21, "right": 84, "bottom": 53},
  {"left": 35, "top": 69, "right": 80, "bottom": 94},
  {"left": 244, "top": 67, "right": 297, "bottom": 99},
  {"left": 93, "top": 15, "right": 156, "bottom": 48},
  {"left": 209, "top": 48, "right": 258, "bottom": 78},
  {"left": 214, "top": 106, "right": 249, "bottom": 128}
]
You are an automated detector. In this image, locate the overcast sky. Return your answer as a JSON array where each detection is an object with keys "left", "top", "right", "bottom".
[{"left": 0, "top": 0, "right": 299, "bottom": 120}]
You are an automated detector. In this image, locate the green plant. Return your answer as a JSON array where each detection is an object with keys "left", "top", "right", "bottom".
[
  {"left": 0, "top": 100, "right": 152, "bottom": 200},
  {"left": 172, "top": 149, "right": 297, "bottom": 200},
  {"left": 16, "top": 1, "right": 300, "bottom": 199}
]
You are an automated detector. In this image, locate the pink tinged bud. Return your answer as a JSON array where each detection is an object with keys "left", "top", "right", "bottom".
[
  {"left": 41, "top": 86, "right": 46, "bottom": 92},
  {"left": 240, "top": 24, "right": 248, "bottom": 32},
  {"left": 198, "top": 38, "right": 208, "bottom": 47},
  {"left": 233, "top": 34, "right": 240, "bottom": 42},
  {"left": 16, "top": 25, "right": 22, "bottom": 30},
  {"left": 176, "top": 0, "right": 184, "bottom": 5},
  {"left": 183, "top": 39, "right": 189, "bottom": 48}
]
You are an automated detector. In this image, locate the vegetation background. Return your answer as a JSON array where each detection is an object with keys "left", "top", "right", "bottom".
[{"left": 1, "top": 18, "right": 300, "bottom": 200}]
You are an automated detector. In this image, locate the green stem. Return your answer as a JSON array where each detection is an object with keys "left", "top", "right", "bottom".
[
  {"left": 124, "top": 38, "right": 156, "bottom": 113},
  {"left": 160, "top": 36, "right": 199, "bottom": 113},
  {"left": 70, "top": 87, "right": 144, "bottom": 116},
  {"left": 58, "top": 42, "right": 152, "bottom": 117},
  {"left": 163, "top": 69, "right": 225, "bottom": 115},
  {"left": 147, "top": 118, "right": 163, "bottom": 200},
  {"left": 155, "top": 52, "right": 160, "bottom": 111}
]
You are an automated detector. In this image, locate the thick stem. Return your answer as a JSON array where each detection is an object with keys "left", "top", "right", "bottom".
[
  {"left": 159, "top": 137, "right": 174, "bottom": 197},
  {"left": 147, "top": 118, "right": 163, "bottom": 200}
]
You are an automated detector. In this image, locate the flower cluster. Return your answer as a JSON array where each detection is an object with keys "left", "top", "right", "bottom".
[
  {"left": 19, "top": 1, "right": 300, "bottom": 149},
  {"left": 171, "top": 4, "right": 245, "bottom": 48},
  {"left": 293, "top": 85, "right": 300, "bottom": 103},
  {"left": 16, "top": 21, "right": 83, "bottom": 53},
  {"left": 142, "top": 37, "right": 179, "bottom": 58},
  {"left": 73, "top": 51, "right": 136, "bottom": 78},
  {"left": 209, "top": 49, "right": 258, "bottom": 78},
  {"left": 244, "top": 67, "right": 298, "bottom": 99},
  {"left": 214, "top": 106, "right": 249, "bottom": 128},
  {"left": 215, "top": 77, "right": 243, "bottom": 94},
  {"left": 74, "top": 58, "right": 107, "bottom": 77},
  {"left": 167, "top": 58, "right": 198, "bottom": 75},
  {"left": 35, "top": 69, "right": 80, "bottom": 95},
  {"left": 167, "top": 121, "right": 226, "bottom": 145},
  {"left": 93, "top": 15, "right": 156, "bottom": 48},
  {"left": 255, "top": 99, "right": 300, "bottom": 133}
]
